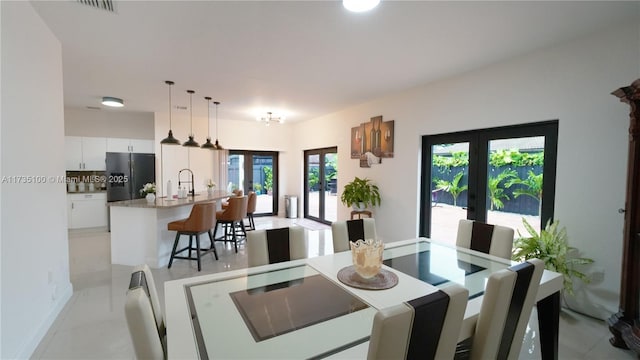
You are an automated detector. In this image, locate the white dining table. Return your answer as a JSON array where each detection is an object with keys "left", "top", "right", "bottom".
[{"left": 165, "top": 238, "right": 563, "bottom": 359}]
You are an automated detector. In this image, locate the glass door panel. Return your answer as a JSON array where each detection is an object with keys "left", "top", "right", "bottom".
[
  {"left": 227, "top": 154, "right": 245, "bottom": 193},
  {"left": 252, "top": 154, "right": 274, "bottom": 214},
  {"left": 430, "top": 142, "right": 470, "bottom": 245},
  {"left": 304, "top": 147, "right": 338, "bottom": 224},
  {"left": 306, "top": 154, "right": 320, "bottom": 219},
  {"left": 324, "top": 152, "right": 338, "bottom": 222},
  {"left": 485, "top": 137, "right": 544, "bottom": 236},
  {"left": 228, "top": 151, "right": 278, "bottom": 216}
]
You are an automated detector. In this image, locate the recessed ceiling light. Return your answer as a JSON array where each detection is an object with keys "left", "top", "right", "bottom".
[
  {"left": 343, "top": 0, "right": 380, "bottom": 12},
  {"left": 101, "top": 96, "right": 124, "bottom": 107}
]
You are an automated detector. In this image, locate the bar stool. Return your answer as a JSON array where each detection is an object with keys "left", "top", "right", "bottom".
[
  {"left": 167, "top": 202, "right": 218, "bottom": 271},
  {"left": 214, "top": 196, "right": 248, "bottom": 253},
  {"left": 246, "top": 191, "right": 257, "bottom": 230},
  {"left": 221, "top": 189, "right": 243, "bottom": 210}
]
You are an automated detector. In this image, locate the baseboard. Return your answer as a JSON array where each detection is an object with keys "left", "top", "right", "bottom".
[{"left": 17, "top": 282, "right": 73, "bottom": 359}]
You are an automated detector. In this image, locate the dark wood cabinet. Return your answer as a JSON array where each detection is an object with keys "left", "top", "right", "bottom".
[{"left": 608, "top": 78, "right": 640, "bottom": 354}]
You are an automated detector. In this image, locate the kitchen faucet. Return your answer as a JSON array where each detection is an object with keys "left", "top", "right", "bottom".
[{"left": 178, "top": 168, "right": 195, "bottom": 197}]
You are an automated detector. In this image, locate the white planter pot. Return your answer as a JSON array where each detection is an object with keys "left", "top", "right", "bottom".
[
  {"left": 145, "top": 193, "right": 156, "bottom": 203},
  {"left": 352, "top": 202, "right": 366, "bottom": 211}
]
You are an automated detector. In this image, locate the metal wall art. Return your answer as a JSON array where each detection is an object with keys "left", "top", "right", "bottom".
[{"left": 350, "top": 116, "right": 394, "bottom": 167}]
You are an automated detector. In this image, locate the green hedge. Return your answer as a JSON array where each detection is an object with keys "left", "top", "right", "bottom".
[{"left": 433, "top": 149, "right": 543, "bottom": 170}]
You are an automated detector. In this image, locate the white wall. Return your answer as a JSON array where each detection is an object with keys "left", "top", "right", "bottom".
[
  {"left": 65, "top": 107, "right": 154, "bottom": 139},
  {"left": 154, "top": 109, "right": 295, "bottom": 214},
  {"left": 1, "top": 2, "right": 72, "bottom": 358},
  {"left": 292, "top": 21, "right": 639, "bottom": 319}
]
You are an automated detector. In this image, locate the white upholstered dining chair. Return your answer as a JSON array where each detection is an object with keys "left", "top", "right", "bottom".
[
  {"left": 125, "top": 265, "right": 166, "bottom": 359},
  {"left": 368, "top": 283, "right": 469, "bottom": 360},
  {"left": 456, "top": 258, "right": 545, "bottom": 360},
  {"left": 456, "top": 219, "right": 514, "bottom": 260},
  {"left": 331, "top": 218, "right": 378, "bottom": 253},
  {"left": 246, "top": 226, "right": 307, "bottom": 267}
]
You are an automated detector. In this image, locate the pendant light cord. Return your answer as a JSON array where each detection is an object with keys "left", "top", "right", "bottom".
[{"left": 189, "top": 91, "right": 193, "bottom": 136}]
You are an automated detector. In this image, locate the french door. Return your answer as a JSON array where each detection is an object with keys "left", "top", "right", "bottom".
[
  {"left": 304, "top": 147, "right": 338, "bottom": 224},
  {"left": 419, "top": 121, "right": 558, "bottom": 244},
  {"left": 228, "top": 150, "right": 278, "bottom": 216}
]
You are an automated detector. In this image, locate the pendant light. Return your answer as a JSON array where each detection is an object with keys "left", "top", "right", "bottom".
[
  {"left": 160, "top": 80, "right": 180, "bottom": 145},
  {"left": 183, "top": 90, "right": 200, "bottom": 147},
  {"left": 201, "top": 97, "right": 215, "bottom": 149},
  {"left": 212, "top": 101, "right": 224, "bottom": 150}
]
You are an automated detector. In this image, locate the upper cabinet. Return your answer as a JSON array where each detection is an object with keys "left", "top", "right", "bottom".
[
  {"left": 107, "top": 138, "right": 154, "bottom": 154},
  {"left": 65, "top": 136, "right": 107, "bottom": 170}
]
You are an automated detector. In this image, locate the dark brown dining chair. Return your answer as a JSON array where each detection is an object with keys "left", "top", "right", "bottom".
[{"left": 167, "top": 202, "right": 218, "bottom": 271}]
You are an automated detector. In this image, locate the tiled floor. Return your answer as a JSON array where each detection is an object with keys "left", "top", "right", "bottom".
[{"left": 32, "top": 217, "right": 636, "bottom": 359}]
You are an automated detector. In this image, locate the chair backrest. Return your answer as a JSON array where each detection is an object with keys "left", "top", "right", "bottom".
[
  {"left": 456, "top": 219, "right": 514, "bottom": 260},
  {"left": 132, "top": 265, "right": 165, "bottom": 336},
  {"left": 331, "top": 218, "right": 377, "bottom": 252},
  {"left": 183, "top": 202, "right": 216, "bottom": 232},
  {"left": 246, "top": 191, "right": 257, "bottom": 214},
  {"left": 125, "top": 269, "right": 166, "bottom": 359},
  {"left": 232, "top": 188, "right": 243, "bottom": 196},
  {"left": 246, "top": 226, "right": 307, "bottom": 267},
  {"left": 469, "top": 258, "right": 544, "bottom": 360},
  {"left": 218, "top": 196, "right": 248, "bottom": 221},
  {"left": 367, "top": 284, "right": 468, "bottom": 360}
]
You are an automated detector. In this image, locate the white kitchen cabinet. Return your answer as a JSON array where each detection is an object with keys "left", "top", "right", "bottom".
[
  {"left": 65, "top": 136, "right": 83, "bottom": 170},
  {"left": 107, "top": 138, "right": 154, "bottom": 153},
  {"left": 67, "top": 193, "right": 108, "bottom": 229},
  {"left": 65, "top": 136, "right": 107, "bottom": 170}
]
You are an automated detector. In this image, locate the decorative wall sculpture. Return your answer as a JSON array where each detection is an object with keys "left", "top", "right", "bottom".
[{"left": 351, "top": 116, "right": 394, "bottom": 167}]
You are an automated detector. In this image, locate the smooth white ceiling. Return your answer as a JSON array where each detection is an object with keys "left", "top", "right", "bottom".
[{"left": 31, "top": 1, "right": 639, "bottom": 122}]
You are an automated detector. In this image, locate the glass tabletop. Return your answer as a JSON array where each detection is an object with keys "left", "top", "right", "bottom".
[
  {"left": 185, "top": 264, "right": 377, "bottom": 359},
  {"left": 383, "top": 240, "right": 511, "bottom": 299}
]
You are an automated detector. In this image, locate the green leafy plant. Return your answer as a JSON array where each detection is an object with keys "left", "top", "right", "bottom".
[
  {"left": 263, "top": 167, "right": 273, "bottom": 193},
  {"left": 488, "top": 169, "right": 517, "bottom": 210},
  {"left": 308, "top": 167, "right": 320, "bottom": 190},
  {"left": 340, "top": 177, "right": 381, "bottom": 209},
  {"left": 489, "top": 149, "right": 544, "bottom": 167},
  {"left": 507, "top": 170, "right": 543, "bottom": 215},
  {"left": 512, "top": 218, "right": 594, "bottom": 295},
  {"left": 435, "top": 171, "right": 468, "bottom": 206}
]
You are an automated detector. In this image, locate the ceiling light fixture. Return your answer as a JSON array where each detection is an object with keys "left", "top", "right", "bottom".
[
  {"left": 256, "top": 112, "right": 285, "bottom": 126},
  {"left": 183, "top": 90, "right": 200, "bottom": 147},
  {"left": 101, "top": 96, "right": 124, "bottom": 107},
  {"left": 201, "top": 97, "right": 215, "bottom": 149},
  {"left": 212, "top": 101, "right": 224, "bottom": 150},
  {"left": 343, "top": 0, "right": 380, "bottom": 12},
  {"left": 160, "top": 81, "right": 180, "bottom": 145}
]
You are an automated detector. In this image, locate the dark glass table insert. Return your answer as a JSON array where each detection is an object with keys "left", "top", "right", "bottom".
[
  {"left": 384, "top": 250, "right": 487, "bottom": 297},
  {"left": 229, "top": 274, "right": 369, "bottom": 341}
]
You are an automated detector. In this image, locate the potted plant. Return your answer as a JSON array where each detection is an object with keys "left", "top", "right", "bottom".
[
  {"left": 206, "top": 179, "right": 216, "bottom": 195},
  {"left": 512, "top": 218, "right": 593, "bottom": 295},
  {"left": 340, "top": 177, "right": 381, "bottom": 210},
  {"left": 139, "top": 183, "right": 156, "bottom": 203}
]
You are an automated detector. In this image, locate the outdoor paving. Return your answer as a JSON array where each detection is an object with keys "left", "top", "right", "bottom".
[{"left": 271, "top": 192, "right": 538, "bottom": 245}]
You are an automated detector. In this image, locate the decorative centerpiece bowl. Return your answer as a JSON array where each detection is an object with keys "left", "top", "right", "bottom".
[{"left": 350, "top": 238, "right": 383, "bottom": 279}]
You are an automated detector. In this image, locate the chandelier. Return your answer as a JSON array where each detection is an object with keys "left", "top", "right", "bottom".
[{"left": 256, "top": 112, "right": 285, "bottom": 126}]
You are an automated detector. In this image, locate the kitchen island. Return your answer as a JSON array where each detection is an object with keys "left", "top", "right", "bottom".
[{"left": 109, "top": 190, "right": 230, "bottom": 268}]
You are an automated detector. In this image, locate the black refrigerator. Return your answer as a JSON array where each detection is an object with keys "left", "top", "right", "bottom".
[{"left": 106, "top": 152, "right": 156, "bottom": 202}]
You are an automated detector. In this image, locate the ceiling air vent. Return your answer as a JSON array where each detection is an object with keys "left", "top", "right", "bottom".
[{"left": 76, "top": 0, "right": 115, "bottom": 13}]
